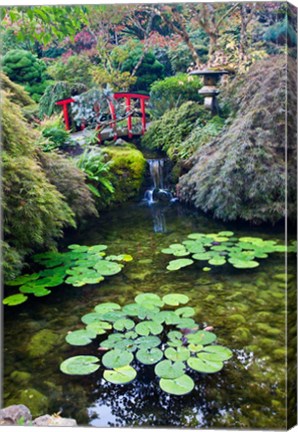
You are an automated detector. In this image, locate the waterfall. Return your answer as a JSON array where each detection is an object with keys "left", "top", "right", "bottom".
[{"left": 148, "top": 159, "right": 164, "bottom": 189}]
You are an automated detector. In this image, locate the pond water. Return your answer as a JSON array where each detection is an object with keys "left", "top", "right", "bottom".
[{"left": 3, "top": 200, "right": 293, "bottom": 429}]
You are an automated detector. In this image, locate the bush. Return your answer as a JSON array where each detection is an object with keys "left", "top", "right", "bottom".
[
  {"left": 47, "top": 55, "right": 94, "bottom": 87},
  {"left": 178, "top": 55, "right": 297, "bottom": 224},
  {"left": 38, "top": 114, "right": 72, "bottom": 152},
  {"left": 2, "top": 49, "right": 49, "bottom": 101},
  {"left": 1, "top": 72, "right": 33, "bottom": 107},
  {"left": 149, "top": 73, "right": 203, "bottom": 118},
  {"left": 39, "top": 81, "right": 87, "bottom": 118},
  {"left": 141, "top": 101, "right": 203, "bottom": 159}
]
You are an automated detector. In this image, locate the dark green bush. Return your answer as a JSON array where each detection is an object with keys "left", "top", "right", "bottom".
[
  {"left": 178, "top": 55, "right": 297, "bottom": 224},
  {"left": 38, "top": 115, "right": 71, "bottom": 151},
  {"left": 149, "top": 73, "right": 203, "bottom": 118},
  {"left": 47, "top": 55, "right": 94, "bottom": 87},
  {"left": 141, "top": 101, "right": 204, "bottom": 159}
]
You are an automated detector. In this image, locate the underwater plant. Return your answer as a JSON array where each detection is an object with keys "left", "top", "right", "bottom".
[
  {"left": 3, "top": 244, "right": 132, "bottom": 306},
  {"left": 60, "top": 293, "right": 232, "bottom": 396},
  {"left": 162, "top": 232, "right": 296, "bottom": 272}
]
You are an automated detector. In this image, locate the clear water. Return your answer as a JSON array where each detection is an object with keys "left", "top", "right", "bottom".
[{"left": 3, "top": 201, "right": 292, "bottom": 428}]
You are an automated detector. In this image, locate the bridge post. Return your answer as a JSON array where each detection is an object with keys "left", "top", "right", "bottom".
[
  {"left": 125, "top": 97, "right": 133, "bottom": 139},
  {"left": 140, "top": 98, "right": 146, "bottom": 134}
]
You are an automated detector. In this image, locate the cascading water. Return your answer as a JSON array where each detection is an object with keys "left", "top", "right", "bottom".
[{"left": 143, "top": 159, "right": 176, "bottom": 233}]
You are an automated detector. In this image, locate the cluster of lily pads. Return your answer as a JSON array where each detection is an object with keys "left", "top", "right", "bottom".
[
  {"left": 162, "top": 232, "right": 296, "bottom": 271},
  {"left": 60, "top": 293, "right": 232, "bottom": 396},
  {"left": 3, "top": 244, "right": 132, "bottom": 306}
]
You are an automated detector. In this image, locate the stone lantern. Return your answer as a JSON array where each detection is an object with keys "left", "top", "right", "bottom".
[{"left": 189, "top": 70, "right": 233, "bottom": 115}]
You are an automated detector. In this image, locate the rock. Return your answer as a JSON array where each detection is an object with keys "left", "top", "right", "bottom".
[
  {"left": 10, "top": 370, "right": 31, "bottom": 385},
  {"left": 6, "top": 388, "right": 48, "bottom": 417},
  {"left": 33, "top": 415, "right": 77, "bottom": 427},
  {"left": 27, "top": 329, "right": 61, "bottom": 358},
  {"left": 114, "top": 138, "right": 129, "bottom": 147},
  {"left": 0, "top": 404, "right": 32, "bottom": 425}
]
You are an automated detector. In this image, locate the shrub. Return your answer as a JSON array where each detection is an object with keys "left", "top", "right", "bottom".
[
  {"left": 0, "top": 72, "right": 33, "bottom": 106},
  {"left": 38, "top": 114, "right": 72, "bottom": 152},
  {"left": 39, "top": 81, "right": 87, "bottom": 118},
  {"left": 47, "top": 55, "right": 94, "bottom": 87},
  {"left": 149, "top": 73, "right": 203, "bottom": 118},
  {"left": 178, "top": 56, "right": 297, "bottom": 224},
  {"left": 141, "top": 101, "right": 203, "bottom": 159},
  {"left": 2, "top": 49, "right": 49, "bottom": 101}
]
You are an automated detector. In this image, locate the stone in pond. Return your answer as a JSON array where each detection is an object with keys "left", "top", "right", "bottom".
[
  {"left": 10, "top": 370, "right": 31, "bottom": 385},
  {"left": 0, "top": 404, "right": 32, "bottom": 425},
  {"left": 6, "top": 389, "right": 48, "bottom": 417},
  {"left": 33, "top": 414, "right": 77, "bottom": 427},
  {"left": 27, "top": 329, "right": 61, "bottom": 358}
]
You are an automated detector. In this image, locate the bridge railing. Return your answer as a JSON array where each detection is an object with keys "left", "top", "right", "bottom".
[{"left": 56, "top": 92, "right": 150, "bottom": 141}]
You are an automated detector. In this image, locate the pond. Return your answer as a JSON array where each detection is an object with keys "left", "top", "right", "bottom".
[{"left": 3, "top": 199, "right": 293, "bottom": 428}]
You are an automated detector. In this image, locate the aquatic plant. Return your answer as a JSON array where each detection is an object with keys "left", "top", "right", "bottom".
[
  {"left": 3, "top": 244, "right": 132, "bottom": 306},
  {"left": 60, "top": 293, "right": 232, "bottom": 396},
  {"left": 162, "top": 232, "right": 296, "bottom": 272}
]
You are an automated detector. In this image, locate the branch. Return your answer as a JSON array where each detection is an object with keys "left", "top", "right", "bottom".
[{"left": 216, "top": 2, "right": 241, "bottom": 29}]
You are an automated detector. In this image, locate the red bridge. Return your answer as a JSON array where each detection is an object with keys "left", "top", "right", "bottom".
[{"left": 56, "top": 92, "right": 150, "bottom": 141}]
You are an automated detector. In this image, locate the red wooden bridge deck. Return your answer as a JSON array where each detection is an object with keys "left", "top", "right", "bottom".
[{"left": 56, "top": 92, "right": 150, "bottom": 142}]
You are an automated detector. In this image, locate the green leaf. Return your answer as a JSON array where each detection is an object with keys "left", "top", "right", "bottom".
[
  {"left": 65, "top": 329, "right": 96, "bottom": 346},
  {"left": 103, "top": 365, "right": 136, "bottom": 384},
  {"left": 153, "top": 311, "right": 181, "bottom": 325},
  {"left": 165, "top": 347, "right": 190, "bottom": 362},
  {"left": 135, "top": 336, "right": 161, "bottom": 349},
  {"left": 175, "top": 307, "right": 195, "bottom": 318},
  {"left": 197, "top": 345, "right": 233, "bottom": 361},
  {"left": 113, "top": 318, "right": 135, "bottom": 332},
  {"left": 93, "top": 260, "right": 122, "bottom": 276},
  {"left": 186, "top": 330, "right": 217, "bottom": 345},
  {"left": 135, "top": 320, "right": 163, "bottom": 336},
  {"left": 187, "top": 356, "right": 223, "bottom": 373},
  {"left": 136, "top": 348, "right": 163, "bottom": 365},
  {"left": 154, "top": 360, "right": 185, "bottom": 379},
  {"left": 135, "top": 293, "right": 164, "bottom": 308},
  {"left": 60, "top": 356, "right": 100, "bottom": 375},
  {"left": 3, "top": 293, "right": 28, "bottom": 306},
  {"left": 81, "top": 312, "right": 104, "bottom": 325},
  {"left": 102, "top": 349, "right": 133, "bottom": 369},
  {"left": 159, "top": 374, "right": 195, "bottom": 395},
  {"left": 167, "top": 259, "right": 193, "bottom": 271},
  {"left": 94, "top": 302, "right": 121, "bottom": 314},
  {"left": 218, "top": 231, "right": 234, "bottom": 237},
  {"left": 5, "top": 273, "right": 40, "bottom": 286},
  {"left": 162, "top": 294, "right": 189, "bottom": 306},
  {"left": 86, "top": 321, "right": 112, "bottom": 335},
  {"left": 192, "top": 252, "right": 212, "bottom": 261}
]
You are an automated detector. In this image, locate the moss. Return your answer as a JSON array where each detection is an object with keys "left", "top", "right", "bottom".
[
  {"left": 7, "top": 388, "right": 48, "bottom": 417},
  {"left": 27, "top": 329, "right": 61, "bottom": 359},
  {"left": 102, "top": 145, "right": 146, "bottom": 204},
  {"left": 10, "top": 370, "right": 31, "bottom": 385}
]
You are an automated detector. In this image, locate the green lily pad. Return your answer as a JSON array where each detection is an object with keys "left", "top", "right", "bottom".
[
  {"left": 176, "top": 318, "right": 197, "bottom": 329},
  {"left": 161, "top": 248, "right": 176, "bottom": 255},
  {"left": 167, "top": 331, "right": 183, "bottom": 341},
  {"left": 93, "top": 260, "right": 122, "bottom": 276},
  {"left": 68, "top": 244, "right": 90, "bottom": 252},
  {"left": 165, "top": 347, "right": 190, "bottom": 362},
  {"left": 65, "top": 329, "right": 96, "bottom": 346},
  {"left": 218, "top": 231, "right": 234, "bottom": 237},
  {"left": 86, "top": 321, "right": 112, "bottom": 335},
  {"left": 136, "top": 348, "right": 163, "bottom": 365},
  {"left": 60, "top": 355, "right": 100, "bottom": 375},
  {"left": 188, "top": 343, "right": 204, "bottom": 352},
  {"left": 88, "top": 245, "right": 108, "bottom": 253},
  {"left": 135, "top": 293, "right": 164, "bottom": 308},
  {"left": 135, "top": 336, "right": 161, "bottom": 349},
  {"left": 101, "top": 311, "right": 126, "bottom": 322},
  {"left": 159, "top": 374, "right": 195, "bottom": 396},
  {"left": 103, "top": 365, "right": 136, "bottom": 384},
  {"left": 94, "top": 303, "right": 121, "bottom": 314},
  {"left": 228, "top": 259, "right": 259, "bottom": 269},
  {"left": 192, "top": 252, "right": 212, "bottom": 261},
  {"left": 153, "top": 311, "right": 181, "bottom": 325},
  {"left": 5, "top": 273, "right": 40, "bottom": 286},
  {"left": 135, "top": 320, "right": 163, "bottom": 336},
  {"left": 154, "top": 360, "right": 185, "bottom": 379},
  {"left": 102, "top": 349, "right": 133, "bottom": 369},
  {"left": 3, "top": 293, "right": 28, "bottom": 306},
  {"left": 208, "top": 257, "right": 226, "bottom": 266},
  {"left": 32, "top": 288, "right": 52, "bottom": 297},
  {"left": 167, "top": 259, "right": 194, "bottom": 271},
  {"left": 122, "top": 303, "right": 158, "bottom": 319},
  {"left": 81, "top": 312, "right": 104, "bottom": 325},
  {"left": 162, "top": 294, "right": 189, "bottom": 306},
  {"left": 186, "top": 330, "right": 217, "bottom": 345},
  {"left": 197, "top": 346, "right": 233, "bottom": 362},
  {"left": 203, "top": 267, "right": 211, "bottom": 272},
  {"left": 187, "top": 356, "right": 223, "bottom": 373},
  {"left": 64, "top": 276, "right": 86, "bottom": 287},
  {"left": 113, "top": 318, "right": 135, "bottom": 331}
]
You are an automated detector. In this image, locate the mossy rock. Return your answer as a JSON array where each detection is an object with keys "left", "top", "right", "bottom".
[
  {"left": 103, "top": 145, "right": 146, "bottom": 203},
  {"left": 27, "top": 329, "right": 61, "bottom": 358},
  {"left": 6, "top": 388, "right": 48, "bottom": 417},
  {"left": 10, "top": 370, "right": 32, "bottom": 385}
]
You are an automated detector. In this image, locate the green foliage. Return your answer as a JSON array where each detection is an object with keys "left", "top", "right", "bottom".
[
  {"left": 141, "top": 102, "right": 203, "bottom": 159},
  {"left": 1, "top": 72, "right": 33, "bottom": 107},
  {"left": 37, "top": 151, "right": 98, "bottom": 221},
  {"left": 178, "top": 56, "right": 297, "bottom": 224},
  {"left": 2, "top": 49, "right": 49, "bottom": 101},
  {"left": 38, "top": 114, "right": 72, "bottom": 151},
  {"left": 263, "top": 19, "right": 297, "bottom": 47},
  {"left": 47, "top": 55, "right": 94, "bottom": 88},
  {"left": 149, "top": 73, "right": 203, "bottom": 118},
  {"left": 162, "top": 231, "right": 296, "bottom": 272},
  {"left": 4, "top": 244, "right": 132, "bottom": 305},
  {"left": 76, "top": 149, "right": 115, "bottom": 199},
  {"left": 60, "top": 293, "right": 232, "bottom": 395},
  {"left": 39, "top": 81, "right": 87, "bottom": 119}
]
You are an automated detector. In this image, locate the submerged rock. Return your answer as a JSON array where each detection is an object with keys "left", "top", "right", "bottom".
[
  {"left": 33, "top": 414, "right": 77, "bottom": 427},
  {"left": 0, "top": 404, "right": 31, "bottom": 425},
  {"left": 6, "top": 389, "right": 48, "bottom": 417},
  {"left": 27, "top": 329, "right": 61, "bottom": 358},
  {"left": 10, "top": 370, "right": 31, "bottom": 385}
]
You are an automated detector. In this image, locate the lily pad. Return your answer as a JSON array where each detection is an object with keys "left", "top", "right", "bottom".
[
  {"left": 65, "top": 329, "right": 96, "bottom": 346},
  {"left": 162, "top": 294, "right": 189, "bottom": 306},
  {"left": 159, "top": 374, "right": 195, "bottom": 396},
  {"left": 136, "top": 348, "right": 163, "bottom": 365},
  {"left": 197, "top": 347, "right": 233, "bottom": 362},
  {"left": 192, "top": 252, "right": 212, "bottom": 261},
  {"left": 176, "top": 318, "right": 196, "bottom": 329},
  {"left": 228, "top": 259, "right": 259, "bottom": 269},
  {"left": 165, "top": 347, "right": 190, "bottom": 362},
  {"left": 218, "top": 231, "right": 234, "bottom": 237},
  {"left": 81, "top": 312, "right": 104, "bottom": 325},
  {"left": 153, "top": 311, "right": 181, "bottom": 325},
  {"left": 2, "top": 293, "right": 28, "bottom": 306},
  {"left": 186, "top": 330, "right": 217, "bottom": 345},
  {"left": 154, "top": 360, "right": 185, "bottom": 379},
  {"left": 102, "top": 349, "right": 133, "bottom": 369},
  {"left": 135, "top": 293, "right": 164, "bottom": 308},
  {"left": 113, "top": 318, "right": 135, "bottom": 332},
  {"left": 60, "top": 355, "right": 100, "bottom": 375},
  {"left": 86, "top": 321, "right": 112, "bottom": 335},
  {"left": 88, "top": 245, "right": 108, "bottom": 253},
  {"left": 93, "top": 261, "right": 122, "bottom": 276},
  {"left": 135, "top": 320, "right": 163, "bottom": 336},
  {"left": 135, "top": 336, "right": 161, "bottom": 349},
  {"left": 167, "top": 259, "right": 193, "bottom": 271},
  {"left": 187, "top": 356, "right": 223, "bottom": 373},
  {"left": 103, "top": 365, "right": 136, "bottom": 384},
  {"left": 5, "top": 273, "right": 40, "bottom": 286},
  {"left": 94, "top": 303, "right": 121, "bottom": 314}
]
